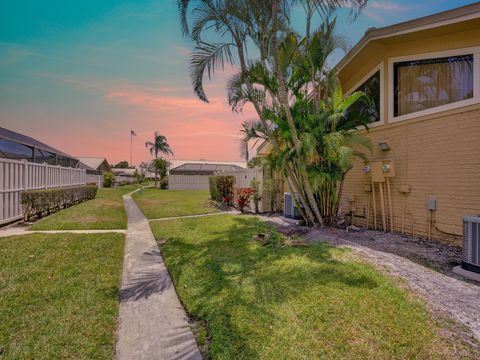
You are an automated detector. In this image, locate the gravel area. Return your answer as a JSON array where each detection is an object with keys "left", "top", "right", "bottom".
[
  {"left": 303, "top": 227, "right": 480, "bottom": 347},
  {"left": 259, "top": 216, "right": 480, "bottom": 348}
]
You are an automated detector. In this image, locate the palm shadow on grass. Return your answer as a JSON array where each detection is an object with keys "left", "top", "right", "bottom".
[{"left": 157, "top": 216, "right": 379, "bottom": 359}]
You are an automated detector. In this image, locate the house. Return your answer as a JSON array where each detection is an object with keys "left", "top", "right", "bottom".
[
  {"left": 168, "top": 159, "right": 247, "bottom": 171},
  {"left": 77, "top": 157, "right": 111, "bottom": 173},
  {"left": 0, "top": 126, "right": 79, "bottom": 167},
  {"left": 77, "top": 157, "right": 111, "bottom": 187},
  {"left": 111, "top": 167, "right": 136, "bottom": 184},
  {"left": 0, "top": 127, "right": 86, "bottom": 224},
  {"left": 258, "top": 3, "right": 480, "bottom": 245},
  {"left": 168, "top": 161, "right": 246, "bottom": 190},
  {"left": 336, "top": 2, "right": 480, "bottom": 245}
]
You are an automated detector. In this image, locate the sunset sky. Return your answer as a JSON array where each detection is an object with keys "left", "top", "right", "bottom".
[{"left": 0, "top": 0, "right": 476, "bottom": 164}]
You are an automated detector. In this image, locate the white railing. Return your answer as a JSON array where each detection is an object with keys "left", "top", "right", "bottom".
[{"left": 0, "top": 158, "right": 87, "bottom": 225}]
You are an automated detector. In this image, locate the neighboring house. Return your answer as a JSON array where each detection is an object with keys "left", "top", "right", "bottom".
[
  {"left": 77, "top": 157, "right": 111, "bottom": 187},
  {"left": 257, "top": 3, "right": 480, "bottom": 245},
  {"left": 169, "top": 162, "right": 246, "bottom": 190},
  {"left": 0, "top": 127, "right": 86, "bottom": 224},
  {"left": 0, "top": 126, "right": 79, "bottom": 167},
  {"left": 77, "top": 157, "right": 111, "bottom": 174},
  {"left": 168, "top": 159, "right": 247, "bottom": 172},
  {"left": 111, "top": 167, "right": 136, "bottom": 184}
]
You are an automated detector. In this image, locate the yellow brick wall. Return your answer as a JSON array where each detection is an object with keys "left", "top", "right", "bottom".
[
  {"left": 337, "top": 23, "right": 480, "bottom": 245},
  {"left": 342, "top": 105, "right": 480, "bottom": 245}
]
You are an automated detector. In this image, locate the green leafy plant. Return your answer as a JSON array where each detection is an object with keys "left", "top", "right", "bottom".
[
  {"left": 21, "top": 185, "right": 98, "bottom": 221},
  {"left": 103, "top": 172, "right": 115, "bottom": 188},
  {"left": 209, "top": 176, "right": 222, "bottom": 201},
  {"left": 216, "top": 175, "right": 235, "bottom": 206},
  {"left": 262, "top": 178, "right": 279, "bottom": 215},
  {"left": 133, "top": 169, "right": 143, "bottom": 184},
  {"left": 160, "top": 177, "right": 169, "bottom": 189},
  {"left": 235, "top": 187, "right": 255, "bottom": 213},
  {"left": 179, "top": 1, "right": 372, "bottom": 226},
  {"left": 249, "top": 179, "right": 262, "bottom": 213}
]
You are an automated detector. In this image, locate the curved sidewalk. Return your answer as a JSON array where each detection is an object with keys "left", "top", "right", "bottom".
[{"left": 115, "top": 191, "right": 201, "bottom": 360}]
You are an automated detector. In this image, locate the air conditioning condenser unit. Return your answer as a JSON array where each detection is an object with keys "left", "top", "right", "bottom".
[
  {"left": 284, "top": 192, "right": 301, "bottom": 219},
  {"left": 462, "top": 216, "right": 480, "bottom": 274}
]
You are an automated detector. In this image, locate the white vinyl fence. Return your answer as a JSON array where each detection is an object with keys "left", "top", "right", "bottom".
[
  {"left": 217, "top": 167, "right": 266, "bottom": 212},
  {"left": 169, "top": 174, "right": 210, "bottom": 190},
  {"left": 0, "top": 158, "right": 87, "bottom": 225}
]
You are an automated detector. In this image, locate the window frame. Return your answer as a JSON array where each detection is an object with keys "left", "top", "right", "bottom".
[
  {"left": 388, "top": 46, "right": 480, "bottom": 123},
  {"left": 345, "top": 62, "right": 385, "bottom": 128}
]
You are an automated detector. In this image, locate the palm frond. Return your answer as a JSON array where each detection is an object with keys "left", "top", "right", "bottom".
[{"left": 190, "top": 42, "right": 235, "bottom": 102}]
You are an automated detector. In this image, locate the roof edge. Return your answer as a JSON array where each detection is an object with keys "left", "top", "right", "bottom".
[{"left": 336, "top": 2, "right": 480, "bottom": 71}]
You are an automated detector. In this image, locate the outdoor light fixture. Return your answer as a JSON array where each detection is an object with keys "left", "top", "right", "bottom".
[{"left": 378, "top": 140, "right": 390, "bottom": 151}]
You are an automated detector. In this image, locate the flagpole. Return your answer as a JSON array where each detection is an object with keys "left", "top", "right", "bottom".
[{"left": 130, "top": 129, "right": 133, "bottom": 166}]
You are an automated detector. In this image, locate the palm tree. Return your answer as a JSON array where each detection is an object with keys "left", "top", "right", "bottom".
[
  {"left": 145, "top": 132, "right": 173, "bottom": 188},
  {"left": 239, "top": 120, "right": 266, "bottom": 162},
  {"left": 177, "top": 0, "right": 369, "bottom": 225}
]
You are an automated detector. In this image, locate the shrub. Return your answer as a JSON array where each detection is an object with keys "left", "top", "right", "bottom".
[
  {"left": 236, "top": 187, "right": 255, "bottom": 213},
  {"left": 216, "top": 175, "right": 235, "bottom": 206},
  {"left": 103, "top": 172, "right": 115, "bottom": 188},
  {"left": 249, "top": 179, "right": 262, "bottom": 213},
  {"left": 160, "top": 177, "right": 168, "bottom": 189},
  {"left": 209, "top": 176, "right": 221, "bottom": 201},
  {"left": 263, "top": 178, "right": 279, "bottom": 214},
  {"left": 21, "top": 185, "right": 98, "bottom": 221}
]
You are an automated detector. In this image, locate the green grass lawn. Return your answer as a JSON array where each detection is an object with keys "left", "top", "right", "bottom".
[
  {"left": 30, "top": 184, "right": 140, "bottom": 230},
  {"left": 133, "top": 189, "right": 219, "bottom": 219},
  {"left": 0, "top": 233, "right": 125, "bottom": 359},
  {"left": 151, "top": 215, "right": 473, "bottom": 359}
]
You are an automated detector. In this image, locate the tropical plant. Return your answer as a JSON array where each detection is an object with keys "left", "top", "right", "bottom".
[
  {"left": 178, "top": 0, "right": 370, "bottom": 226},
  {"left": 209, "top": 176, "right": 222, "bottom": 201},
  {"left": 145, "top": 132, "right": 173, "bottom": 188},
  {"left": 235, "top": 187, "right": 255, "bottom": 213},
  {"left": 160, "top": 177, "right": 169, "bottom": 189},
  {"left": 153, "top": 158, "right": 170, "bottom": 179},
  {"left": 249, "top": 179, "right": 262, "bottom": 213},
  {"left": 216, "top": 175, "right": 235, "bottom": 206},
  {"left": 103, "top": 172, "right": 115, "bottom": 188}
]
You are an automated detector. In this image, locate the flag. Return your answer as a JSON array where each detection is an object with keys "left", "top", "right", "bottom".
[{"left": 131, "top": 129, "right": 136, "bottom": 136}]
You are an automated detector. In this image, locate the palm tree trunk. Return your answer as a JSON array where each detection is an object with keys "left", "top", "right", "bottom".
[
  {"left": 270, "top": 0, "right": 323, "bottom": 226},
  {"left": 235, "top": 36, "right": 318, "bottom": 224}
]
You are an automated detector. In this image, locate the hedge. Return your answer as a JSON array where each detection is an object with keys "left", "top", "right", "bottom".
[
  {"left": 209, "top": 176, "right": 221, "bottom": 201},
  {"left": 21, "top": 185, "right": 98, "bottom": 221},
  {"left": 209, "top": 175, "right": 235, "bottom": 205}
]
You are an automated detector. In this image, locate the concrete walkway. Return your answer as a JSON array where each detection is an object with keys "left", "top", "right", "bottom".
[
  {"left": 115, "top": 191, "right": 201, "bottom": 360},
  {"left": 0, "top": 227, "right": 126, "bottom": 237}
]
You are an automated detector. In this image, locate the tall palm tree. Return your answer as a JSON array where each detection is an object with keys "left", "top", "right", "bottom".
[
  {"left": 145, "top": 132, "right": 173, "bottom": 188},
  {"left": 177, "top": 0, "right": 369, "bottom": 225}
]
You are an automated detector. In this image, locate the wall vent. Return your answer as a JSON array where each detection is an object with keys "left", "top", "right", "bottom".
[{"left": 462, "top": 216, "right": 480, "bottom": 274}]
